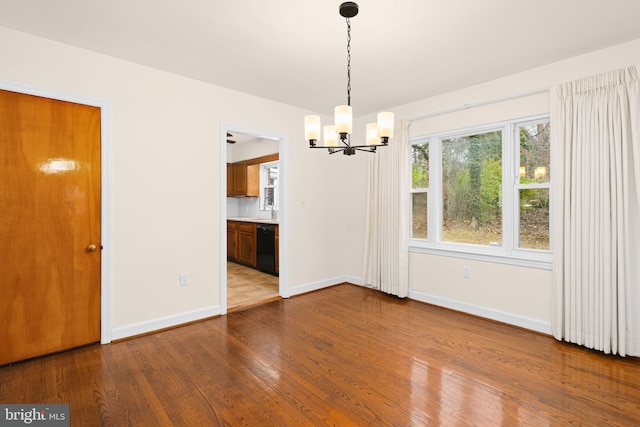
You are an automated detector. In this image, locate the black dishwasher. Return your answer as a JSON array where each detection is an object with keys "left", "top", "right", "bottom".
[{"left": 256, "top": 224, "right": 277, "bottom": 275}]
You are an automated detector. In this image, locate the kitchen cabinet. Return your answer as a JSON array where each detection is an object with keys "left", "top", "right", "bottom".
[
  {"left": 227, "top": 153, "right": 278, "bottom": 197},
  {"left": 246, "top": 164, "right": 259, "bottom": 197},
  {"left": 227, "top": 220, "right": 278, "bottom": 274},
  {"left": 227, "top": 221, "right": 238, "bottom": 260},
  {"left": 230, "top": 161, "right": 248, "bottom": 196},
  {"left": 237, "top": 222, "right": 256, "bottom": 267},
  {"left": 227, "top": 161, "right": 259, "bottom": 197}
]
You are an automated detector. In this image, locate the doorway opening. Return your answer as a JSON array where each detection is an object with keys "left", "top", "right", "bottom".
[{"left": 221, "top": 124, "right": 287, "bottom": 313}]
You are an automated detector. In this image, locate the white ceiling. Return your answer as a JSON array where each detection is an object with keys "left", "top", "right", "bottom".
[{"left": 2, "top": 0, "right": 640, "bottom": 117}]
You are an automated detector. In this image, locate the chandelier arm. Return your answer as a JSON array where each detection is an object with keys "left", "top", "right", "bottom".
[
  {"left": 350, "top": 142, "right": 386, "bottom": 148},
  {"left": 340, "top": 133, "right": 351, "bottom": 148},
  {"left": 355, "top": 147, "right": 377, "bottom": 153}
]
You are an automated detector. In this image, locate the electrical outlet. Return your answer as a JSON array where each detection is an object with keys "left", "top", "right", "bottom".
[
  {"left": 179, "top": 272, "right": 189, "bottom": 286},
  {"left": 463, "top": 266, "right": 471, "bottom": 279}
]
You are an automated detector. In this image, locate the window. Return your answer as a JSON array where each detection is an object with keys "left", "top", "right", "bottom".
[
  {"left": 260, "top": 161, "right": 279, "bottom": 211},
  {"left": 410, "top": 115, "right": 551, "bottom": 266},
  {"left": 517, "top": 120, "right": 550, "bottom": 250},
  {"left": 411, "top": 142, "right": 429, "bottom": 239},
  {"left": 441, "top": 129, "right": 503, "bottom": 245}
]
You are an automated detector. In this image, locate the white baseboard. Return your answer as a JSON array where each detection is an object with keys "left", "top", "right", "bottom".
[
  {"left": 110, "top": 284, "right": 551, "bottom": 341},
  {"left": 408, "top": 289, "right": 552, "bottom": 335},
  {"left": 111, "top": 305, "right": 223, "bottom": 341},
  {"left": 288, "top": 275, "right": 360, "bottom": 296}
]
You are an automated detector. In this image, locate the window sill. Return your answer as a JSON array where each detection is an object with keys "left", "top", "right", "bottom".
[{"left": 409, "top": 243, "right": 552, "bottom": 270}]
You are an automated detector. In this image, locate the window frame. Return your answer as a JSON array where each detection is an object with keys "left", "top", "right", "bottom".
[
  {"left": 409, "top": 114, "right": 552, "bottom": 269},
  {"left": 259, "top": 160, "right": 279, "bottom": 211}
]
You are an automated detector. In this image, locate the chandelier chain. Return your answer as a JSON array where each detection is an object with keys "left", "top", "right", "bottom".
[{"left": 346, "top": 17, "right": 351, "bottom": 106}]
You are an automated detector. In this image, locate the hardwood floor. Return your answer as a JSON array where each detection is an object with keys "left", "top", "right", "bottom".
[
  {"left": 1, "top": 284, "right": 639, "bottom": 426},
  {"left": 227, "top": 261, "right": 279, "bottom": 311}
]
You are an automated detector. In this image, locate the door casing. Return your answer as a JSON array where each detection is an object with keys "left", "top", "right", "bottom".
[{"left": 220, "top": 123, "right": 289, "bottom": 313}]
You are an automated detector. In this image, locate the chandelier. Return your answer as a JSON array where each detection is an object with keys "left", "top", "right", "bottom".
[{"left": 304, "top": 2, "right": 394, "bottom": 156}]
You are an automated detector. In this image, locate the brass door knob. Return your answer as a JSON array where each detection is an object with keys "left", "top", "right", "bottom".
[{"left": 86, "top": 244, "right": 98, "bottom": 252}]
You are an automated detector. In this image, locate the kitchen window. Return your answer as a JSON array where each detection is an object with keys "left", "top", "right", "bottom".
[
  {"left": 410, "top": 115, "right": 551, "bottom": 268},
  {"left": 260, "top": 161, "right": 279, "bottom": 211}
]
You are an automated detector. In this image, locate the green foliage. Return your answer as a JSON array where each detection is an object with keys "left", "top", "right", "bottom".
[
  {"left": 441, "top": 131, "right": 502, "bottom": 227},
  {"left": 480, "top": 157, "right": 502, "bottom": 216},
  {"left": 411, "top": 143, "right": 429, "bottom": 188}
]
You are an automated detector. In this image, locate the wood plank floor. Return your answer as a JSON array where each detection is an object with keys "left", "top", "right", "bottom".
[
  {"left": 1, "top": 284, "right": 639, "bottom": 426},
  {"left": 227, "top": 261, "right": 279, "bottom": 310}
]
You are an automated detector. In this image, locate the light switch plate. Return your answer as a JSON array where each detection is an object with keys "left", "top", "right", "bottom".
[{"left": 180, "top": 272, "right": 189, "bottom": 286}]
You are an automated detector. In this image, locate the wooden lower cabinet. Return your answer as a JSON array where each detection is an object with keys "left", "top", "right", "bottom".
[
  {"left": 227, "top": 220, "right": 278, "bottom": 273},
  {"left": 236, "top": 222, "right": 256, "bottom": 267},
  {"left": 227, "top": 221, "right": 238, "bottom": 260}
]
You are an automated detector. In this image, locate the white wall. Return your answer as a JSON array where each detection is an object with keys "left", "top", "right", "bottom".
[
  {"left": 0, "top": 26, "right": 353, "bottom": 337},
  {"left": 350, "top": 38, "right": 640, "bottom": 334},
  {"left": 4, "top": 23, "right": 640, "bottom": 338}
]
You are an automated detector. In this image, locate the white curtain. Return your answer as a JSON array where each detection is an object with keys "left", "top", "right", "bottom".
[
  {"left": 550, "top": 65, "right": 640, "bottom": 356},
  {"left": 362, "top": 120, "right": 410, "bottom": 297}
]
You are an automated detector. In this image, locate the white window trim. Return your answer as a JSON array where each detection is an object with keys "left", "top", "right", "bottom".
[
  {"left": 409, "top": 114, "right": 552, "bottom": 269},
  {"left": 259, "top": 160, "right": 279, "bottom": 211}
]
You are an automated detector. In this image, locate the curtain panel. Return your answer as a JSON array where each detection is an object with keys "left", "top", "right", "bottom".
[
  {"left": 550, "top": 65, "right": 640, "bottom": 356},
  {"left": 362, "top": 120, "right": 410, "bottom": 297}
]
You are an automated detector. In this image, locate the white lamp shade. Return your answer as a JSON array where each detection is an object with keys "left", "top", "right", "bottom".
[
  {"left": 335, "top": 105, "right": 353, "bottom": 134},
  {"left": 304, "top": 115, "right": 321, "bottom": 141},
  {"left": 366, "top": 123, "right": 379, "bottom": 145},
  {"left": 377, "top": 112, "right": 394, "bottom": 138},
  {"left": 324, "top": 125, "right": 338, "bottom": 146}
]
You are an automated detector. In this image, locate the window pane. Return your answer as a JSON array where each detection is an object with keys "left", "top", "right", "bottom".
[
  {"left": 519, "top": 122, "right": 550, "bottom": 184},
  {"left": 411, "top": 143, "right": 429, "bottom": 189},
  {"left": 412, "top": 192, "right": 428, "bottom": 239},
  {"left": 264, "top": 187, "right": 275, "bottom": 208},
  {"left": 519, "top": 188, "right": 549, "bottom": 250},
  {"left": 442, "top": 131, "right": 502, "bottom": 245},
  {"left": 267, "top": 164, "right": 278, "bottom": 186}
]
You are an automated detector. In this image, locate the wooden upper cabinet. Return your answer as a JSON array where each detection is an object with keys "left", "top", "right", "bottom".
[
  {"left": 231, "top": 162, "right": 247, "bottom": 196},
  {"left": 227, "top": 153, "right": 278, "bottom": 197},
  {"left": 246, "top": 164, "right": 259, "bottom": 197}
]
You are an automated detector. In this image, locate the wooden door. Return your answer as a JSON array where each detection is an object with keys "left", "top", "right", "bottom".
[{"left": 0, "top": 89, "right": 101, "bottom": 365}]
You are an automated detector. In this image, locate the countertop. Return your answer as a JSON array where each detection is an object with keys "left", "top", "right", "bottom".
[{"left": 227, "top": 217, "right": 279, "bottom": 225}]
